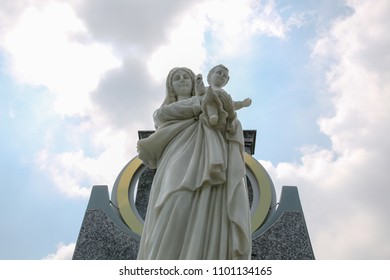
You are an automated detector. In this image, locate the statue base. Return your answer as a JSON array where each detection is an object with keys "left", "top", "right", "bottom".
[
  {"left": 72, "top": 185, "right": 314, "bottom": 260},
  {"left": 73, "top": 130, "right": 314, "bottom": 260}
]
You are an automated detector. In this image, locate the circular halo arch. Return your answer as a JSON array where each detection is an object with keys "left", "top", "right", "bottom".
[{"left": 115, "top": 153, "right": 274, "bottom": 236}]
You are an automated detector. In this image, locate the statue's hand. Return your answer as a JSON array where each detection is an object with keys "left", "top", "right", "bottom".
[
  {"left": 195, "top": 74, "right": 206, "bottom": 96},
  {"left": 193, "top": 103, "right": 202, "bottom": 116},
  {"left": 219, "top": 92, "right": 234, "bottom": 115},
  {"left": 242, "top": 98, "right": 252, "bottom": 107},
  {"left": 203, "top": 87, "right": 216, "bottom": 103}
]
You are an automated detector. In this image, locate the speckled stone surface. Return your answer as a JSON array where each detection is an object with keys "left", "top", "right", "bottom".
[
  {"left": 73, "top": 209, "right": 139, "bottom": 260},
  {"left": 252, "top": 211, "right": 315, "bottom": 260},
  {"left": 135, "top": 167, "right": 155, "bottom": 220}
]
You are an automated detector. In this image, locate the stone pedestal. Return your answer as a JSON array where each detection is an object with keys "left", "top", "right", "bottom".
[
  {"left": 251, "top": 186, "right": 314, "bottom": 259},
  {"left": 73, "top": 185, "right": 314, "bottom": 260},
  {"left": 72, "top": 130, "right": 315, "bottom": 260},
  {"left": 72, "top": 186, "right": 139, "bottom": 260}
]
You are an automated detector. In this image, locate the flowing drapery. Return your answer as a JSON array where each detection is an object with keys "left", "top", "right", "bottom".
[{"left": 137, "top": 96, "right": 251, "bottom": 259}]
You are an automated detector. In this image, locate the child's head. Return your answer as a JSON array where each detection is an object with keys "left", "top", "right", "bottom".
[{"left": 207, "top": 64, "right": 229, "bottom": 88}]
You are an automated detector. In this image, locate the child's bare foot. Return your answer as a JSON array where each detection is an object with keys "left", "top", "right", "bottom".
[
  {"left": 227, "top": 120, "right": 236, "bottom": 133},
  {"left": 209, "top": 115, "right": 218, "bottom": 126}
]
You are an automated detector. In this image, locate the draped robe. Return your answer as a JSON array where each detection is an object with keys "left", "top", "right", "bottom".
[{"left": 137, "top": 96, "right": 251, "bottom": 259}]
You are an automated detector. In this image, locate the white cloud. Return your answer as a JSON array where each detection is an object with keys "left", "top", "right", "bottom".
[
  {"left": 148, "top": 0, "right": 303, "bottom": 79},
  {"left": 264, "top": 0, "right": 390, "bottom": 259},
  {"left": 201, "top": 0, "right": 256, "bottom": 55},
  {"left": 91, "top": 57, "right": 160, "bottom": 129},
  {"left": 35, "top": 127, "right": 135, "bottom": 199},
  {"left": 0, "top": 1, "right": 137, "bottom": 199},
  {"left": 203, "top": 0, "right": 302, "bottom": 56},
  {"left": 147, "top": 7, "right": 208, "bottom": 81},
  {"left": 1, "top": 2, "right": 121, "bottom": 116},
  {"left": 43, "top": 242, "right": 75, "bottom": 260},
  {"left": 250, "top": 0, "right": 297, "bottom": 38},
  {"left": 75, "top": 0, "right": 204, "bottom": 54}
]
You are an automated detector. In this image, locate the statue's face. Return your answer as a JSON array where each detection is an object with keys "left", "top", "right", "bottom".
[
  {"left": 171, "top": 69, "right": 192, "bottom": 100},
  {"left": 210, "top": 67, "right": 229, "bottom": 88}
]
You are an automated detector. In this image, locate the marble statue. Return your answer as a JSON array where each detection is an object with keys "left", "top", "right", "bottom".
[
  {"left": 195, "top": 64, "right": 252, "bottom": 133},
  {"left": 136, "top": 66, "right": 251, "bottom": 260}
]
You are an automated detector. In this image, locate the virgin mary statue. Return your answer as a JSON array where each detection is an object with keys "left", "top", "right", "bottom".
[{"left": 136, "top": 67, "right": 251, "bottom": 259}]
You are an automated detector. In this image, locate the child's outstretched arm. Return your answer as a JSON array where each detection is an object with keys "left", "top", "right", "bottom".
[{"left": 233, "top": 98, "right": 252, "bottom": 110}]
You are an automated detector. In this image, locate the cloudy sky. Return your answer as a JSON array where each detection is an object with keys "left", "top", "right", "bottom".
[{"left": 0, "top": 0, "right": 389, "bottom": 260}]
